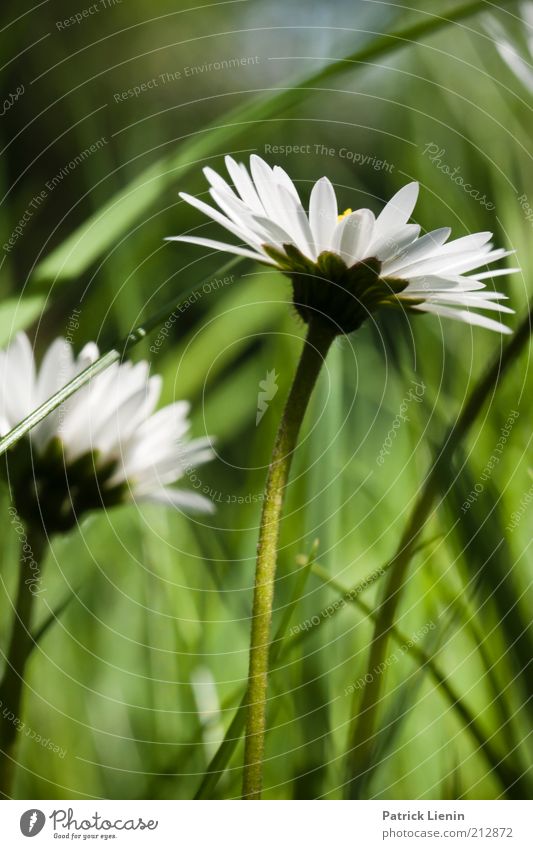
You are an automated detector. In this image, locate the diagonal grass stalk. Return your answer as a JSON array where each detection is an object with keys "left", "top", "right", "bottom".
[
  {"left": 196, "top": 541, "right": 528, "bottom": 798},
  {"left": 33, "top": 0, "right": 497, "bottom": 283},
  {"left": 242, "top": 319, "right": 335, "bottom": 799},
  {"left": 344, "top": 301, "right": 533, "bottom": 799},
  {"left": 311, "top": 564, "right": 530, "bottom": 798}
]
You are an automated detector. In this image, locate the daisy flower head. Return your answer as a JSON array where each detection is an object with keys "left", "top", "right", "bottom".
[
  {"left": 168, "top": 155, "right": 517, "bottom": 335},
  {"left": 0, "top": 333, "right": 214, "bottom": 533}
]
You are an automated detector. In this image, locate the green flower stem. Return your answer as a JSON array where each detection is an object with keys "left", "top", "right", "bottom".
[
  {"left": 344, "top": 307, "right": 533, "bottom": 799},
  {"left": 0, "top": 524, "right": 46, "bottom": 798},
  {"left": 242, "top": 319, "right": 335, "bottom": 799}
]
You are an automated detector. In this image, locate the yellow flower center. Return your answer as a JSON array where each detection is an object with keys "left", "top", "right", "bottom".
[{"left": 337, "top": 208, "right": 353, "bottom": 222}]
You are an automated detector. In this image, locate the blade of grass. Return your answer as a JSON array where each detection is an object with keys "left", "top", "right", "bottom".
[
  {"left": 430, "top": 539, "right": 522, "bottom": 757},
  {"left": 31, "top": 585, "right": 84, "bottom": 647},
  {"left": 33, "top": 0, "right": 496, "bottom": 283},
  {"left": 194, "top": 537, "right": 437, "bottom": 798},
  {"left": 442, "top": 463, "right": 533, "bottom": 726},
  {"left": 345, "top": 300, "right": 533, "bottom": 798},
  {"left": 193, "top": 289, "right": 533, "bottom": 797},
  {"left": 193, "top": 540, "right": 529, "bottom": 799},
  {"left": 311, "top": 563, "right": 529, "bottom": 797},
  {"left": 0, "top": 296, "right": 46, "bottom": 346}
]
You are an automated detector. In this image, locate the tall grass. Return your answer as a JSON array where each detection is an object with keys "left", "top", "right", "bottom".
[{"left": 0, "top": 0, "right": 530, "bottom": 800}]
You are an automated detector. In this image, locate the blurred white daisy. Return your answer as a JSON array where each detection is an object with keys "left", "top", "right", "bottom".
[
  {"left": 168, "top": 155, "right": 517, "bottom": 335},
  {"left": 486, "top": 2, "right": 533, "bottom": 92},
  {"left": 0, "top": 333, "right": 214, "bottom": 531}
]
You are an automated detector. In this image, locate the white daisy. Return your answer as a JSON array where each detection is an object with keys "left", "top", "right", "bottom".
[
  {"left": 167, "top": 155, "right": 517, "bottom": 335},
  {"left": 0, "top": 333, "right": 214, "bottom": 532}
]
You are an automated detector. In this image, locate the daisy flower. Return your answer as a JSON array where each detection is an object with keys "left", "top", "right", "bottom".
[
  {"left": 0, "top": 333, "right": 214, "bottom": 532},
  {"left": 168, "top": 155, "right": 517, "bottom": 335}
]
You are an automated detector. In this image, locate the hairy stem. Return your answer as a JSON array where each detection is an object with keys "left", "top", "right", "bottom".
[{"left": 242, "top": 319, "right": 335, "bottom": 799}]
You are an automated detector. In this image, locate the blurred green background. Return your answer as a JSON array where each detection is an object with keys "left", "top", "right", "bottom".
[{"left": 0, "top": 0, "right": 531, "bottom": 799}]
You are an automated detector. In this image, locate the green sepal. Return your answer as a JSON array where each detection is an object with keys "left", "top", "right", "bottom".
[{"left": 5, "top": 435, "right": 127, "bottom": 534}]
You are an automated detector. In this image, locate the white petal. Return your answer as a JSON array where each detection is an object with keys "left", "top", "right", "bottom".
[
  {"left": 179, "top": 191, "right": 262, "bottom": 248},
  {"left": 141, "top": 487, "right": 215, "bottom": 514},
  {"left": 208, "top": 187, "right": 269, "bottom": 244},
  {"left": 3, "top": 333, "right": 37, "bottom": 424},
  {"left": 203, "top": 165, "right": 240, "bottom": 200},
  {"left": 414, "top": 302, "right": 512, "bottom": 334},
  {"left": 276, "top": 185, "right": 316, "bottom": 259},
  {"left": 373, "top": 182, "right": 419, "bottom": 241},
  {"left": 61, "top": 360, "right": 149, "bottom": 458},
  {"left": 338, "top": 209, "right": 375, "bottom": 265},
  {"left": 36, "top": 338, "right": 74, "bottom": 404},
  {"left": 392, "top": 248, "right": 514, "bottom": 280},
  {"left": 87, "top": 364, "right": 157, "bottom": 454},
  {"left": 432, "top": 231, "right": 492, "bottom": 257},
  {"left": 309, "top": 176, "right": 338, "bottom": 254},
  {"left": 78, "top": 342, "right": 100, "bottom": 367},
  {"left": 249, "top": 157, "right": 305, "bottom": 245},
  {"left": 33, "top": 339, "right": 75, "bottom": 451},
  {"left": 224, "top": 156, "right": 264, "bottom": 213},
  {"left": 370, "top": 224, "right": 420, "bottom": 261},
  {"left": 467, "top": 267, "right": 520, "bottom": 280},
  {"left": 59, "top": 362, "right": 119, "bottom": 450},
  {"left": 272, "top": 165, "right": 301, "bottom": 201},
  {"left": 383, "top": 228, "right": 452, "bottom": 276},
  {"left": 249, "top": 155, "right": 279, "bottom": 220},
  {"left": 420, "top": 293, "right": 514, "bottom": 313},
  {"left": 250, "top": 214, "right": 295, "bottom": 249},
  {"left": 165, "top": 236, "right": 271, "bottom": 264},
  {"left": 403, "top": 275, "right": 486, "bottom": 293}
]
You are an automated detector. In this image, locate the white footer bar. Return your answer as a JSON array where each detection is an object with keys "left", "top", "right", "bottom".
[{"left": 1, "top": 799, "right": 531, "bottom": 848}]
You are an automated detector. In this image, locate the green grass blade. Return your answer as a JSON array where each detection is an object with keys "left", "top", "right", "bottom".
[
  {"left": 0, "top": 297, "right": 46, "bottom": 346},
  {"left": 442, "top": 462, "right": 533, "bottom": 729},
  {"left": 311, "top": 564, "right": 530, "bottom": 797},
  {"left": 33, "top": 0, "right": 494, "bottom": 283}
]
